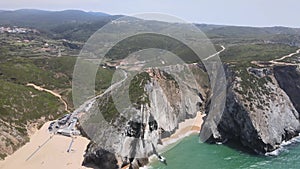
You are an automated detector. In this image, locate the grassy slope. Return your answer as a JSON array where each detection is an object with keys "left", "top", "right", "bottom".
[
  {"left": 0, "top": 54, "right": 115, "bottom": 159},
  {"left": 221, "top": 44, "right": 298, "bottom": 64},
  {"left": 0, "top": 79, "right": 62, "bottom": 125},
  {"left": 0, "top": 79, "right": 62, "bottom": 159},
  {"left": 0, "top": 35, "right": 116, "bottom": 158}
]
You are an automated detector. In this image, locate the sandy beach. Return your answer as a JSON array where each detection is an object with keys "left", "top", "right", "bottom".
[
  {"left": 0, "top": 112, "right": 205, "bottom": 169},
  {"left": 159, "top": 111, "right": 205, "bottom": 149},
  {"left": 0, "top": 121, "right": 90, "bottom": 169}
]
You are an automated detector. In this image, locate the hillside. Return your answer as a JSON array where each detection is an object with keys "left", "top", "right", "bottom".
[
  {"left": 1, "top": 9, "right": 300, "bottom": 168},
  {"left": 2, "top": 9, "right": 300, "bottom": 43},
  {"left": 0, "top": 28, "right": 116, "bottom": 159},
  {"left": 0, "top": 9, "right": 121, "bottom": 41},
  {"left": 0, "top": 9, "right": 109, "bottom": 29}
]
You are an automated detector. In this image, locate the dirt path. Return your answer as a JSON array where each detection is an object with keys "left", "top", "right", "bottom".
[
  {"left": 26, "top": 83, "right": 70, "bottom": 113},
  {"left": 275, "top": 48, "right": 300, "bottom": 61},
  {"left": 252, "top": 48, "right": 300, "bottom": 67}
]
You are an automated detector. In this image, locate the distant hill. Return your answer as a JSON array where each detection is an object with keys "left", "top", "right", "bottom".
[
  {"left": 204, "top": 25, "right": 300, "bottom": 38},
  {"left": 87, "top": 11, "right": 110, "bottom": 16},
  {"left": 0, "top": 9, "right": 122, "bottom": 41},
  {"left": 0, "top": 9, "right": 112, "bottom": 29},
  {"left": 1, "top": 9, "right": 300, "bottom": 43}
]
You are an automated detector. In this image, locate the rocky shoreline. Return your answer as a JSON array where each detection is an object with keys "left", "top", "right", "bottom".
[{"left": 204, "top": 65, "right": 300, "bottom": 154}]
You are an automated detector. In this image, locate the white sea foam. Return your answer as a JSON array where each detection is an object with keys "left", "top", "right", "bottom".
[
  {"left": 140, "top": 165, "right": 155, "bottom": 169},
  {"left": 139, "top": 166, "right": 149, "bottom": 169},
  {"left": 265, "top": 134, "right": 300, "bottom": 156}
]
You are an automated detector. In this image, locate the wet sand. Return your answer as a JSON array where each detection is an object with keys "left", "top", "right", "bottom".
[{"left": 0, "top": 121, "right": 90, "bottom": 169}]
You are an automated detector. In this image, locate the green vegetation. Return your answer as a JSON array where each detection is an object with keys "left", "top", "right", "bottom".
[
  {"left": 95, "top": 66, "right": 115, "bottom": 93},
  {"left": 282, "top": 52, "right": 300, "bottom": 64},
  {"left": 220, "top": 44, "right": 297, "bottom": 110},
  {"left": 0, "top": 10, "right": 119, "bottom": 42},
  {"left": 105, "top": 33, "right": 200, "bottom": 63},
  {"left": 0, "top": 58, "right": 70, "bottom": 89},
  {"left": 234, "top": 68, "right": 271, "bottom": 97},
  {"left": 129, "top": 72, "right": 151, "bottom": 109},
  {"left": 0, "top": 33, "right": 83, "bottom": 58},
  {"left": 0, "top": 31, "right": 115, "bottom": 157},
  {"left": 220, "top": 44, "right": 298, "bottom": 64},
  {"left": 220, "top": 43, "right": 298, "bottom": 97},
  {"left": 190, "top": 65, "right": 210, "bottom": 89},
  {"left": 0, "top": 55, "right": 115, "bottom": 104},
  {"left": 96, "top": 95, "right": 119, "bottom": 123},
  {"left": 0, "top": 79, "right": 62, "bottom": 125}
]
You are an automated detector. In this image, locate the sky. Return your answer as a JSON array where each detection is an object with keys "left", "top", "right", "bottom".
[{"left": 0, "top": 0, "right": 299, "bottom": 28}]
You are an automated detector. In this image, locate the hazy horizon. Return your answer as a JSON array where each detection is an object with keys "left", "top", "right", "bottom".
[{"left": 0, "top": 0, "right": 299, "bottom": 28}]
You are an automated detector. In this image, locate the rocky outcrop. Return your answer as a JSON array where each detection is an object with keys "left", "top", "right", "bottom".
[
  {"left": 81, "top": 64, "right": 209, "bottom": 168},
  {"left": 205, "top": 66, "right": 300, "bottom": 153},
  {"left": 247, "top": 67, "right": 272, "bottom": 78},
  {"left": 274, "top": 65, "right": 300, "bottom": 113},
  {"left": 82, "top": 142, "right": 119, "bottom": 169},
  {"left": 82, "top": 62, "right": 300, "bottom": 169}
]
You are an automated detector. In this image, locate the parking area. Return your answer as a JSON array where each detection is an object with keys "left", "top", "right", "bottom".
[{"left": 48, "top": 113, "right": 81, "bottom": 137}]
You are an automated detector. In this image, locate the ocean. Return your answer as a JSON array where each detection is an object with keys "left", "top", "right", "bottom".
[{"left": 150, "top": 135, "right": 300, "bottom": 169}]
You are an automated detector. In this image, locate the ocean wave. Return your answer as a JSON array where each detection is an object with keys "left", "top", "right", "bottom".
[
  {"left": 265, "top": 134, "right": 300, "bottom": 156},
  {"left": 140, "top": 166, "right": 151, "bottom": 169}
]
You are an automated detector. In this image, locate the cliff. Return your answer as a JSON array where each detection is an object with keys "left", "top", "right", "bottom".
[
  {"left": 80, "top": 64, "right": 209, "bottom": 168},
  {"left": 81, "top": 63, "right": 300, "bottom": 169},
  {"left": 204, "top": 65, "right": 300, "bottom": 153}
]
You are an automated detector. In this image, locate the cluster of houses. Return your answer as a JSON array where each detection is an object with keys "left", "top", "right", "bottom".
[{"left": 0, "top": 26, "right": 39, "bottom": 34}]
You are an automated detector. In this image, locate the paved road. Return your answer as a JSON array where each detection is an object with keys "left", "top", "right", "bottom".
[
  {"left": 203, "top": 45, "right": 226, "bottom": 61},
  {"left": 72, "top": 69, "right": 128, "bottom": 116}
]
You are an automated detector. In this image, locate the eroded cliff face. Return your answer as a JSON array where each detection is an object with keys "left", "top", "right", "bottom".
[
  {"left": 274, "top": 66, "right": 300, "bottom": 113},
  {"left": 82, "top": 63, "right": 300, "bottom": 168},
  {"left": 206, "top": 65, "right": 300, "bottom": 153},
  {"left": 81, "top": 64, "right": 209, "bottom": 169},
  {"left": 146, "top": 65, "right": 207, "bottom": 138}
]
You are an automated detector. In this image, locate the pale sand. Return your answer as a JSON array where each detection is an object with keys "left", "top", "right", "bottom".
[
  {"left": 0, "top": 121, "right": 90, "bottom": 169},
  {"left": 159, "top": 111, "right": 205, "bottom": 149},
  {"left": 0, "top": 113, "right": 205, "bottom": 169}
]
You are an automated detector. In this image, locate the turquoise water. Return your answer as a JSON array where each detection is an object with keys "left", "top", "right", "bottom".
[{"left": 151, "top": 135, "right": 300, "bottom": 169}]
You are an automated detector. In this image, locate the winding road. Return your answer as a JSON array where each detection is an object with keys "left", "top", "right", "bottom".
[
  {"left": 72, "top": 69, "right": 128, "bottom": 115},
  {"left": 275, "top": 48, "right": 300, "bottom": 61},
  {"left": 203, "top": 45, "right": 226, "bottom": 61},
  {"left": 252, "top": 48, "right": 300, "bottom": 67}
]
